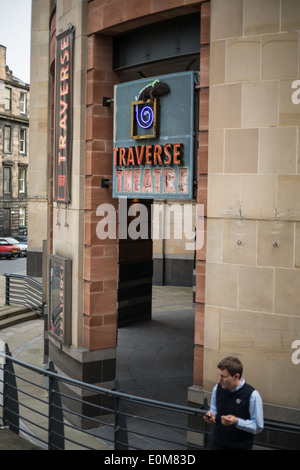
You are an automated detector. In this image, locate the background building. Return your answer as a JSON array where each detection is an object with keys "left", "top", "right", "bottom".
[
  {"left": 28, "top": 0, "right": 300, "bottom": 439},
  {"left": 0, "top": 45, "right": 29, "bottom": 237}
]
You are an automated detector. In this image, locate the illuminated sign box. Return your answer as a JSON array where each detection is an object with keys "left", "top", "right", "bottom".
[
  {"left": 49, "top": 255, "right": 72, "bottom": 345},
  {"left": 113, "top": 71, "right": 198, "bottom": 200},
  {"left": 131, "top": 99, "right": 158, "bottom": 139}
]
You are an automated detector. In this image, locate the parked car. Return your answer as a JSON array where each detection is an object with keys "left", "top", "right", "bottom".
[
  {"left": 0, "top": 237, "right": 27, "bottom": 257},
  {"left": 13, "top": 235, "right": 27, "bottom": 243},
  {"left": 0, "top": 240, "right": 21, "bottom": 259}
]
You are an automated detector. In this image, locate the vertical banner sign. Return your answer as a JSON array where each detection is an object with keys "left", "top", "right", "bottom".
[{"left": 54, "top": 26, "right": 74, "bottom": 203}]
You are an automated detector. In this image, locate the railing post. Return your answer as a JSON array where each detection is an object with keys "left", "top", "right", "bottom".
[
  {"left": 5, "top": 275, "right": 10, "bottom": 306},
  {"left": 114, "top": 379, "right": 128, "bottom": 450},
  {"left": 203, "top": 397, "right": 211, "bottom": 450},
  {"left": 48, "top": 361, "right": 65, "bottom": 450},
  {"left": 3, "top": 343, "right": 19, "bottom": 435}
]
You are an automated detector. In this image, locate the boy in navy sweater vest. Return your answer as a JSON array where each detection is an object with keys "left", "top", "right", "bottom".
[{"left": 204, "top": 357, "right": 264, "bottom": 450}]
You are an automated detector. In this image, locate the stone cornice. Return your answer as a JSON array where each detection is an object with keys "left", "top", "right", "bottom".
[{"left": 0, "top": 113, "right": 29, "bottom": 125}]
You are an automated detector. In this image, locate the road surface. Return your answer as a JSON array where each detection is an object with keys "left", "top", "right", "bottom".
[{"left": 0, "top": 257, "right": 26, "bottom": 275}]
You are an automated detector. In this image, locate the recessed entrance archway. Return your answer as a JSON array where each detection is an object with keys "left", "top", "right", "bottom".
[{"left": 112, "top": 15, "right": 201, "bottom": 404}]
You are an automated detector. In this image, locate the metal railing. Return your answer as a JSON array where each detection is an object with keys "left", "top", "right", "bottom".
[
  {"left": 0, "top": 343, "right": 300, "bottom": 451},
  {"left": 4, "top": 274, "right": 45, "bottom": 317},
  {"left": 0, "top": 343, "right": 209, "bottom": 451}
]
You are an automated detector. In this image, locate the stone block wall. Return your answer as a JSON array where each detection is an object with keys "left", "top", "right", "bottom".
[
  {"left": 84, "top": 33, "right": 119, "bottom": 351},
  {"left": 204, "top": 0, "right": 300, "bottom": 416}
]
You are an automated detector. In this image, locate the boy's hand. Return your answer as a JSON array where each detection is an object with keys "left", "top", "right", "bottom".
[{"left": 221, "top": 415, "right": 238, "bottom": 426}]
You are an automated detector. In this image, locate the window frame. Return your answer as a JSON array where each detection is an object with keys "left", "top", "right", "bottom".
[
  {"left": 19, "top": 166, "right": 26, "bottom": 194},
  {"left": 5, "top": 86, "right": 12, "bottom": 111},
  {"left": 20, "top": 91, "right": 27, "bottom": 114},
  {"left": 19, "top": 207, "right": 26, "bottom": 227},
  {"left": 4, "top": 125, "right": 12, "bottom": 153},
  {"left": 19, "top": 128, "right": 27, "bottom": 154},
  {"left": 3, "top": 166, "right": 12, "bottom": 195}
]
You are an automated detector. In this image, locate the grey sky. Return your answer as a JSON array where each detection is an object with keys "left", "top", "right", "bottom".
[{"left": 0, "top": 0, "right": 32, "bottom": 83}]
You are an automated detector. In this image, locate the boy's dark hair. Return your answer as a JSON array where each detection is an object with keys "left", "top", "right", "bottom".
[{"left": 217, "top": 356, "right": 243, "bottom": 378}]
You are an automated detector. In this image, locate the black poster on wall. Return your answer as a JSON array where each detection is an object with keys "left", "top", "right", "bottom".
[{"left": 54, "top": 26, "right": 74, "bottom": 204}]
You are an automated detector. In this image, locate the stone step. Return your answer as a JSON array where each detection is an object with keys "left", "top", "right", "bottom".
[
  {"left": 0, "top": 305, "right": 39, "bottom": 329},
  {"left": 0, "top": 428, "right": 42, "bottom": 450}
]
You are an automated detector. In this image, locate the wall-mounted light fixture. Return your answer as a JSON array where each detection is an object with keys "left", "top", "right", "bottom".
[
  {"left": 103, "top": 97, "right": 114, "bottom": 107},
  {"left": 101, "top": 178, "right": 112, "bottom": 188}
]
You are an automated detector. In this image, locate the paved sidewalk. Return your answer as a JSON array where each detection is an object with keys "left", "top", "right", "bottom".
[{"left": 0, "top": 284, "right": 195, "bottom": 450}]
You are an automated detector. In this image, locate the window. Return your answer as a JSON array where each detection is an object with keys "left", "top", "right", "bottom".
[
  {"left": 4, "top": 126, "right": 12, "bottom": 153},
  {"left": 20, "top": 92, "right": 27, "bottom": 114},
  {"left": 19, "top": 167, "right": 26, "bottom": 193},
  {"left": 19, "top": 207, "right": 26, "bottom": 228},
  {"left": 3, "top": 166, "right": 12, "bottom": 195},
  {"left": 19, "top": 128, "right": 27, "bottom": 154},
  {"left": 5, "top": 87, "right": 11, "bottom": 111},
  {"left": 3, "top": 208, "right": 11, "bottom": 235}
]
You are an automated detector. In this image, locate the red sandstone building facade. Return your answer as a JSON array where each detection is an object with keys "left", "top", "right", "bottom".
[{"left": 28, "top": 0, "right": 300, "bottom": 438}]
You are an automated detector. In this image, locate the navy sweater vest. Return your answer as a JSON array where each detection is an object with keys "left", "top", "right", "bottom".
[{"left": 212, "top": 382, "right": 255, "bottom": 450}]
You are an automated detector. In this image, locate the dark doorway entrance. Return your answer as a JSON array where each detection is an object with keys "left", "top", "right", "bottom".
[{"left": 117, "top": 198, "right": 153, "bottom": 327}]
